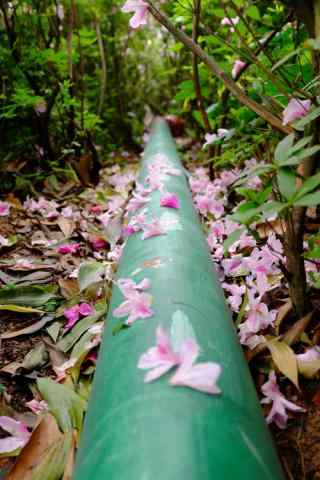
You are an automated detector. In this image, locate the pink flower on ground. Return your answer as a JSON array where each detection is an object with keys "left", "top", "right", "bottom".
[
  {"left": 64, "top": 303, "right": 94, "bottom": 331},
  {"left": 160, "top": 192, "right": 180, "bottom": 209},
  {"left": 0, "top": 201, "right": 10, "bottom": 216},
  {"left": 0, "top": 417, "right": 30, "bottom": 454},
  {"left": 127, "top": 191, "right": 151, "bottom": 212},
  {"left": 58, "top": 243, "right": 80, "bottom": 254},
  {"left": 54, "top": 358, "right": 77, "bottom": 382},
  {"left": 121, "top": 0, "right": 148, "bottom": 29},
  {"left": 232, "top": 60, "right": 246, "bottom": 79},
  {"left": 261, "top": 371, "right": 305, "bottom": 429},
  {"left": 61, "top": 206, "right": 73, "bottom": 218},
  {"left": 141, "top": 217, "right": 167, "bottom": 240},
  {"left": 90, "top": 205, "right": 103, "bottom": 215},
  {"left": 223, "top": 283, "right": 246, "bottom": 312},
  {"left": 123, "top": 225, "right": 136, "bottom": 237},
  {"left": 282, "top": 98, "right": 311, "bottom": 125},
  {"left": 246, "top": 302, "right": 276, "bottom": 332},
  {"left": 26, "top": 399, "right": 48, "bottom": 415},
  {"left": 296, "top": 346, "right": 320, "bottom": 363},
  {"left": 138, "top": 326, "right": 180, "bottom": 382},
  {"left": 113, "top": 291, "right": 154, "bottom": 325},
  {"left": 90, "top": 238, "right": 108, "bottom": 250},
  {"left": 170, "top": 339, "right": 221, "bottom": 395}
]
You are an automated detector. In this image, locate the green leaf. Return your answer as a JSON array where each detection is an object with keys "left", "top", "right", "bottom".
[
  {"left": 37, "top": 378, "right": 87, "bottom": 432},
  {"left": 294, "top": 190, "right": 320, "bottom": 206},
  {"left": 0, "top": 285, "right": 57, "bottom": 307},
  {"left": 246, "top": 5, "right": 260, "bottom": 19},
  {"left": 274, "top": 134, "right": 295, "bottom": 165},
  {"left": 277, "top": 167, "right": 297, "bottom": 199},
  {"left": 285, "top": 145, "right": 320, "bottom": 166},
  {"left": 0, "top": 304, "right": 44, "bottom": 313},
  {"left": 57, "top": 308, "right": 106, "bottom": 352},
  {"left": 288, "top": 135, "right": 312, "bottom": 155},
  {"left": 294, "top": 106, "right": 320, "bottom": 131},
  {"left": 170, "top": 310, "right": 196, "bottom": 353},
  {"left": 267, "top": 339, "right": 299, "bottom": 388},
  {"left": 294, "top": 171, "right": 320, "bottom": 200},
  {"left": 223, "top": 227, "right": 245, "bottom": 253},
  {"left": 271, "top": 48, "right": 301, "bottom": 72},
  {"left": 78, "top": 261, "right": 104, "bottom": 292}
]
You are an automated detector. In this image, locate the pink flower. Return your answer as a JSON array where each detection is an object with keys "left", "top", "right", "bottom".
[
  {"left": 113, "top": 291, "right": 154, "bottom": 325},
  {"left": 232, "top": 60, "right": 246, "bottom": 79},
  {"left": 141, "top": 217, "right": 167, "bottom": 240},
  {"left": 138, "top": 326, "right": 180, "bottom": 382},
  {"left": 203, "top": 129, "right": 229, "bottom": 148},
  {"left": 282, "top": 98, "right": 311, "bottom": 125},
  {"left": 170, "top": 339, "right": 221, "bottom": 395},
  {"left": 117, "top": 277, "right": 151, "bottom": 297},
  {"left": 123, "top": 225, "right": 136, "bottom": 237},
  {"left": 0, "top": 417, "right": 30, "bottom": 454},
  {"left": 246, "top": 302, "right": 276, "bottom": 332},
  {"left": 61, "top": 206, "right": 73, "bottom": 218},
  {"left": 127, "top": 191, "right": 150, "bottom": 212},
  {"left": 58, "top": 243, "right": 80, "bottom": 254},
  {"left": 160, "top": 192, "right": 180, "bottom": 209},
  {"left": 261, "top": 371, "right": 305, "bottom": 429},
  {"left": 121, "top": 0, "right": 148, "bottom": 29},
  {"left": 296, "top": 346, "right": 320, "bottom": 363},
  {"left": 221, "top": 16, "right": 239, "bottom": 27},
  {"left": 26, "top": 399, "right": 48, "bottom": 415},
  {"left": 223, "top": 283, "right": 246, "bottom": 312},
  {"left": 0, "top": 201, "right": 10, "bottom": 216},
  {"left": 64, "top": 303, "right": 94, "bottom": 331},
  {"left": 90, "top": 205, "right": 103, "bottom": 215},
  {"left": 53, "top": 358, "right": 77, "bottom": 382},
  {"left": 90, "top": 238, "right": 108, "bottom": 250}
]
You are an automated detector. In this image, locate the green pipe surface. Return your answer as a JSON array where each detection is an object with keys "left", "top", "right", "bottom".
[{"left": 73, "top": 118, "right": 285, "bottom": 480}]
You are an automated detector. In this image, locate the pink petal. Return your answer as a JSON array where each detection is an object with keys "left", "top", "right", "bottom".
[
  {"left": 79, "top": 303, "right": 94, "bottom": 316},
  {"left": 0, "top": 201, "right": 10, "bottom": 217},
  {"left": 170, "top": 362, "right": 222, "bottom": 394},
  {"left": 160, "top": 193, "right": 180, "bottom": 209},
  {"left": 0, "top": 417, "right": 30, "bottom": 454},
  {"left": 58, "top": 243, "right": 80, "bottom": 254},
  {"left": 232, "top": 60, "right": 246, "bottom": 79},
  {"left": 282, "top": 98, "right": 311, "bottom": 125}
]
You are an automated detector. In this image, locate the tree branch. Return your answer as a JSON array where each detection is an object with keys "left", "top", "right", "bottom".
[{"left": 145, "top": 0, "right": 292, "bottom": 134}]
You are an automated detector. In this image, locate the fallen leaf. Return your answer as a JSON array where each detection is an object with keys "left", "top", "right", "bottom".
[
  {"left": 78, "top": 261, "right": 104, "bottom": 292},
  {"left": 283, "top": 312, "right": 314, "bottom": 346},
  {"left": 57, "top": 217, "right": 75, "bottom": 238},
  {"left": 275, "top": 299, "right": 292, "bottom": 334},
  {"left": 37, "top": 378, "right": 87, "bottom": 432},
  {"left": 267, "top": 338, "right": 299, "bottom": 388},
  {"left": 1, "top": 315, "right": 54, "bottom": 339},
  {"left": 7, "top": 414, "right": 72, "bottom": 480},
  {"left": 0, "top": 305, "right": 44, "bottom": 314}
]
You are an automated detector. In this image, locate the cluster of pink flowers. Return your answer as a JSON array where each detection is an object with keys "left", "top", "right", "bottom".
[{"left": 138, "top": 325, "right": 221, "bottom": 394}]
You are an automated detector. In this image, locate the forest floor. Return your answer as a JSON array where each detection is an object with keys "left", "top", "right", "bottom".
[{"left": 0, "top": 132, "right": 319, "bottom": 479}]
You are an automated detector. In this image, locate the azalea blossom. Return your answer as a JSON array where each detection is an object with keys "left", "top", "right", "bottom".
[
  {"left": 141, "top": 217, "right": 167, "bottom": 240},
  {"left": 261, "top": 371, "right": 305, "bottom": 428},
  {"left": 127, "top": 191, "right": 151, "bottom": 212},
  {"left": 117, "top": 277, "right": 151, "bottom": 297},
  {"left": 54, "top": 358, "right": 77, "bottom": 382},
  {"left": 296, "top": 346, "right": 320, "bottom": 363},
  {"left": 221, "top": 16, "right": 239, "bottom": 31},
  {"left": 138, "top": 325, "right": 222, "bottom": 395},
  {"left": 0, "top": 417, "right": 30, "bottom": 454},
  {"left": 90, "top": 237, "right": 108, "bottom": 250},
  {"left": 160, "top": 192, "right": 180, "bottom": 209},
  {"left": 26, "top": 399, "right": 48, "bottom": 415},
  {"left": 113, "top": 291, "right": 154, "bottom": 324},
  {"left": 121, "top": 0, "right": 148, "bottom": 29},
  {"left": 169, "top": 339, "right": 222, "bottom": 395},
  {"left": 232, "top": 60, "right": 246, "bottom": 79},
  {"left": 203, "top": 129, "right": 229, "bottom": 149},
  {"left": 282, "top": 98, "right": 311, "bottom": 125},
  {"left": 58, "top": 243, "right": 80, "bottom": 254},
  {"left": 64, "top": 303, "right": 94, "bottom": 331},
  {"left": 138, "top": 325, "right": 180, "bottom": 382},
  {"left": 0, "top": 201, "right": 10, "bottom": 216}
]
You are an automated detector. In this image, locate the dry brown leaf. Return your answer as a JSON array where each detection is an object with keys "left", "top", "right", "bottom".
[
  {"left": 0, "top": 315, "right": 54, "bottom": 339},
  {"left": 58, "top": 278, "right": 79, "bottom": 299},
  {"left": 57, "top": 217, "right": 75, "bottom": 238},
  {"left": 7, "top": 414, "right": 62, "bottom": 480},
  {"left": 267, "top": 338, "right": 299, "bottom": 388},
  {"left": 62, "top": 431, "right": 76, "bottom": 480},
  {"left": 283, "top": 312, "right": 314, "bottom": 346},
  {"left": 275, "top": 299, "right": 292, "bottom": 334}
]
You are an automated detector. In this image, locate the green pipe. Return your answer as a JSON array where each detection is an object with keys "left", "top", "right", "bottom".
[{"left": 73, "top": 118, "right": 284, "bottom": 479}]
